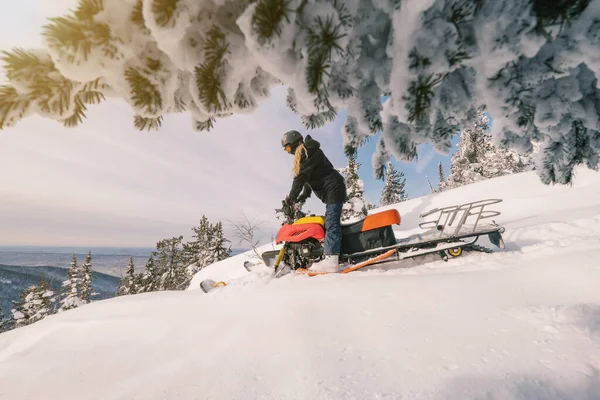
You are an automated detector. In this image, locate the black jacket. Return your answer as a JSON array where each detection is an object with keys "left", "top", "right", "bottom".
[{"left": 288, "top": 135, "right": 347, "bottom": 204}]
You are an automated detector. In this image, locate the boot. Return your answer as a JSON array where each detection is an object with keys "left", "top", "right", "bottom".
[{"left": 309, "top": 255, "right": 341, "bottom": 273}]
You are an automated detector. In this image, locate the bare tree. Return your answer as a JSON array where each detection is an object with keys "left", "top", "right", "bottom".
[{"left": 227, "top": 213, "right": 265, "bottom": 261}]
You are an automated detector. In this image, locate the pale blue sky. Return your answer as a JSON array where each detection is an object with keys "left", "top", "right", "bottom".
[{"left": 0, "top": 0, "right": 459, "bottom": 247}]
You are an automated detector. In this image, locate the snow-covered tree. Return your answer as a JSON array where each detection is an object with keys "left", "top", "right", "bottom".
[
  {"left": 117, "top": 256, "right": 137, "bottom": 296},
  {"left": 437, "top": 162, "right": 445, "bottom": 191},
  {"left": 380, "top": 162, "right": 408, "bottom": 206},
  {"left": 136, "top": 256, "right": 160, "bottom": 293},
  {"left": 0, "top": 1, "right": 597, "bottom": 186},
  {"left": 59, "top": 254, "right": 84, "bottom": 312},
  {"left": 11, "top": 280, "right": 56, "bottom": 328},
  {"left": 210, "top": 221, "right": 232, "bottom": 264},
  {"left": 442, "top": 109, "right": 525, "bottom": 190},
  {"left": 0, "top": 304, "right": 6, "bottom": 332},
  {"left": 183, "top": 215, "right": 213, "bottom": 271},
  {"left": 154, "top": 236, "right": 187, "bottom": 290},
  {"left": 184, "top": 217, "right": 232, "bottom": 277},
  {"left": 80, "top": 251, "right": 95, "bottom": 303},
  {"left": 340, "top": 153, "right": 369, "bottom": 223}
]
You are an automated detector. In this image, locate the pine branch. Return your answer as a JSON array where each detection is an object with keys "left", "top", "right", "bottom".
[
  {"left": 0, "top": 49, "right": 54, "bottom": 82},
  {"left": 131, "top": 0, "right": 149, "bottom": 32},
  {"left": 403, "top": 73, "right": 444, "bottom": 125},
  {"left": 194, "top": 26, "right": 230, "bottom": 113},
  {"left": 42, "top": 0, "right": 119, "bottom": 62},
  {"left": 134, "top": 115, "right": 163, "bottom": 131},
  {"left": 29, "top": 75, "right": 74, "bottom": 117},
  {"left": 532, "top": 0, "right": 591, "bottom": 37},
  {"left": 234, "top": 83, "right": 255, "bottom": 110},
  {"left": 73, "top": 0, "right": 103, "bottom": 19},
  {"left": 0, "top": 86, "right": 31, "bottom": 129},
  {"left": 125, "top": 67, "right": 162, "bottom": 115},
  {"left": 301, "top": 108, "right": 337, "bottom": 129},
  {"left": 62, "top": 96, "right": 87, "bottom": 127},
  {"left": 195, "top": 117, "right": 216, "bottom": 131},
  {"left": 408, "top": 48, "right": 431, "bottom": 70},
  {"left": 152, "top": 0, "right": 181, "bottom": 29},
  {"left": 251, "top": 0, "right": 294, "bottom": 43}
]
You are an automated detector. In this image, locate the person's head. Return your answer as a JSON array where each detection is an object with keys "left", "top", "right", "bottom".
[{"left": 281, "top": 130, "right": 303, "bottom": 154}]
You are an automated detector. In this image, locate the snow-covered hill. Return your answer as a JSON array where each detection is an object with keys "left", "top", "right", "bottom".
[{"left": 1, "top": 169, "right": 599, "bottom": 399}]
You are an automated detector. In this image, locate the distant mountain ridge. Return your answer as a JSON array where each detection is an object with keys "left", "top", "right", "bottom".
[{"left": 0, "top": 264, "right": 121, "bottom": 319}]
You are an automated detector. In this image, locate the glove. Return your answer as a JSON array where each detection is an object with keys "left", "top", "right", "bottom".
[{"left": 282, "top": 196, "right": 293, "bottom": 208}]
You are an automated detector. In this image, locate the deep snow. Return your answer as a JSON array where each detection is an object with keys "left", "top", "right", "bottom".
[{"left": 0, "top": 168, "right": 599, "bottom": 399}]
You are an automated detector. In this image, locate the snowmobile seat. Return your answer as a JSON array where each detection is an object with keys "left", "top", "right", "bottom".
[
  {"left": 341, "top": 210, "right": 400, "bottom": 255},
  {"left": 341, "top": 209, "right": 401, "bottom": 235}
]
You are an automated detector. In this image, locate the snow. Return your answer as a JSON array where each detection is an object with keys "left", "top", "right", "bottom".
[{"left": 1, "top": 168, "right": 600, "bottom": 399}]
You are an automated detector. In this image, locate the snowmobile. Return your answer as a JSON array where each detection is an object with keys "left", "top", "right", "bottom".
[
  {"left": 258, "top": 198, "right": 506, "bottom": 277},
  {"left": 199, "top": 198, "right": 506, "bottom": 292}
]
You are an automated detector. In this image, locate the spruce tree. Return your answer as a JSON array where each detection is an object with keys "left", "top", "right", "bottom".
[
  {"left": 80, "top": 251, "right": 95, "bottom": 304},
  {"left": 437, "top": 162, "right": 445, "bottom": 191},
  {"left": 154, "top": 236, "right": 187, "bottom": 290},
  {"left": 442, "top": 109, "right": 524, "bottom": 190},
  {"left": 11, "top": 280, "right": 56, "bottom": 328},
  {"left": 380, "top": 162, "right": 408, "bottom": 206},
  {"left": 0, "top": 1, "right": 597, "bottom": 187},
  {"left": 340, "top": 153, "right": 369, "bottom": 223},
  {"left": 183, "top": 215, "right": 213, "bottom": 271},
  {"left": 210, "top": 221, "right": 232, "bottom": 264},
  {"left": 136, "top": 256, "right": 160, "bottom": 293},
  {"left": 117, "top": 256, "right": 137, "bottom": 296},
  {"left": 59, "top": 254, "right": 83, "bottom": 312}
]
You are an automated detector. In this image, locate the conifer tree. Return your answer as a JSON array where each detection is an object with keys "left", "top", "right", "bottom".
[
  {"left": 59, "top": 254, "right": 83, "bottom": 312},
  {"left": 210, "top": 221, "right": 232, "bottom": 264},
  {"left": 441, "top": 109, "right": 524, "bottom": 190},
  {"left": 80, "top": 251, "right": 95, "bottom": 303},
  {"left": 117, "top": 256, "right": 137, "bottom": 296},
  {"left": 136, "top": 256, "right": 160, "bottom": 293},
  {"left": 380, "top": 162, "right": 408, "bottom": 206},
  {"left": 183, "top": 215, "right": 213, "bottom": 270},
  {"left": 0, "top": 304, "right": 6, "bottom": 332},
  {"left": 437, "top": 162, "right": 445, "bottom": 191},
  {"left": 0, "top": 1, "right": 596, "bottom": 187},
  {"left": 154, "top": 236, "right": 187, "bottom": 290},
  {"left": 11, "top": 280, "right": 55, "bottom": 328},
  {"left": 340, "top": 153, "right": 368, "bottom": 223}
]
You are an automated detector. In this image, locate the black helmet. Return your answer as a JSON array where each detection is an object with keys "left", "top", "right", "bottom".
[{"left": 281, "top": 130, "right": 303, "bottom": 153}]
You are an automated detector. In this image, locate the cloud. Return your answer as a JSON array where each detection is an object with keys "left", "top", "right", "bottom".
[{"left": 0, "top": 85, "right": 345, "bottom": 246}]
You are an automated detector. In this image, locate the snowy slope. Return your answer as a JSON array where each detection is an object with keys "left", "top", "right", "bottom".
[{"left": 1, "top": 169, "right": 599, "bottom": 399}]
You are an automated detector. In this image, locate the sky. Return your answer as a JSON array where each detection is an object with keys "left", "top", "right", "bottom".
[{"left": 0, "top": 0, "right": 459, "bottom": 248}]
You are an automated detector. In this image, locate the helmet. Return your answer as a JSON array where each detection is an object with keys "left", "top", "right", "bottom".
[{"left": 281, "top": 130, "right": 303, "bottom": 153}]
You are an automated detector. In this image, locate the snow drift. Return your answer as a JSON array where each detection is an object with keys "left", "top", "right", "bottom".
[{"left": 0, "top": 168, "right": 599, "bottom": 399}]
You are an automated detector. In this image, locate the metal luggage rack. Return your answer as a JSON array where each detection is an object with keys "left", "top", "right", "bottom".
[{"left": 418, "top": 199, "right": 503, "bottom": 237}]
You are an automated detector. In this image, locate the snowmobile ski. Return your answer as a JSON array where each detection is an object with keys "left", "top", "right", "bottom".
[
  {"left": 296, "top": 249, "right": 397, "bottom": 276},
  {"left": 199, "top": 278, "right": 227, "bottom": 293}
]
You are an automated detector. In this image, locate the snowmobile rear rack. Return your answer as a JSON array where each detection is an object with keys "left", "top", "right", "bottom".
[
  {"left": 343, "top": 199, "right": 505, "bottom": 264},
  {"left": 418, "top": 198, "right": 503, "bottom": 235}
]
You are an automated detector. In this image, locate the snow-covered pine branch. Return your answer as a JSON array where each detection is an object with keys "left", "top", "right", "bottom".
[{"left": 0, "top": 0, "right": 599, "bottom": 185}]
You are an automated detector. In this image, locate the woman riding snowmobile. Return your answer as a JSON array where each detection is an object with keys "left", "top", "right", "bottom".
[{"left": 281, "top": 130, "right": 347, "bottom": 272}]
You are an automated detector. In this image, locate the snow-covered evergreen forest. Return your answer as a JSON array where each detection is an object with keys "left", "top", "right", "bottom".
[
  {"left": 0, "top": 0, "right": 598, "bottom": 187},
  {"left": 0, "top": 214, "right": 232, "bottom": 333}
]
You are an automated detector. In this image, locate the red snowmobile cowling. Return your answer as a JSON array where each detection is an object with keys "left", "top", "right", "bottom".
[{"left": 276, "top": 223, "right": 325, "bottom": 244}]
